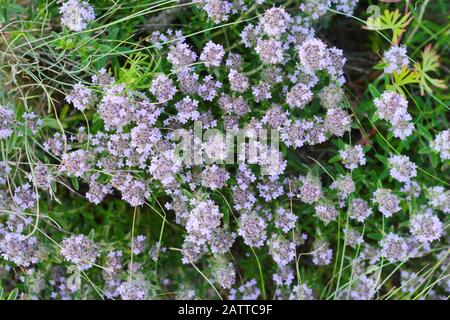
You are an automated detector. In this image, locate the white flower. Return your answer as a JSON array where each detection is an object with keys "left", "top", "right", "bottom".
[
  {"left": 383, "top": 45, "right": 409, "bottom": 74},
  {"left": 60, "top": 0, "right": 95, "bottom": 32},
  {"left": 388, "top": 155, "right": 417, "bottom": 183}
]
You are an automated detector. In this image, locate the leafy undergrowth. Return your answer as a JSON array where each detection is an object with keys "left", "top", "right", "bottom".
[{"left": 0, "top": 0, "right": 448, "bottom": 300}]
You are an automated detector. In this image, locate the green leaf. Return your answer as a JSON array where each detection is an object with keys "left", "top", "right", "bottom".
[
  {"left": 368, "top": 84, "right": 380, "bottom": 98},
  {"left": 387, "top": 67, "right": 419, "bottom": 93},
  {"left": 416, "top": 124, "right": 433, "bottom": 141},
  {"left": 373, "top": 63, "right": 386, "bottom": 71},
  {"left": 365, "top": 9, "right": 413, "bottom": 43},
  {"left": 60, "top": 104, "right": 70, "bottom": 120},
  {"left": 88, "top": 228, "right": 95, "bottom": 240},
  {"left": 418, "top": 147, "right": 432, "bottom": 154},
  {"left": 414, "top": 45, "right": 448, "bottom": 96},
  {"left": 7, "top": 288, "right": 18, "bottom": 300},
  {"left": 371, "top": 112, "right": 379, "bottom": 123},
  {"left": 367, "top": 233, "right": 383, "bottom": 240},
  {"left": 328, "top": 154, "right": 340, "bottom": 163},
  {"left": 71, "top": 176, "right": 79, "bottom": 191},
  {"left": 375, "top": 134, "right": 391, "bottom": 154},
  {"left": 375, "top": 154, "right": 387, "bottom": 164},
  {"left": 430, "top": 153, "right": 439, "bottom": 167},
  {"left": 42, "top": 118, "right": 67, "bottom": 129}
]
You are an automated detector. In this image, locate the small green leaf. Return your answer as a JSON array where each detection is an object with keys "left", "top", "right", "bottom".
[
  {"left": 88, "top": 228, "right": 95, "bottom": 240},
  {"left": 60, "top": 104, "right": 70, "bottom": 120},
  {"left": 371, "top": 112, "right": 379, "bottom": 123},
  {"left": 7, "top": 288, "right": 18, "bottom": 300},
  {"left": 43, "top": 118, "right": 67, "bottom": 129},
  {"left": 416, "top": 124, "right": 433, "bottom": 141},
  {"left": 367, "top": 233, "right": 383, "bottom": 240},
  {"left": 368, "top": 84, "right": 380, "bottom": 98},
  {"left": 375, "top": 154, "right": 387, "bottom": 164},
  {"left": 418, "top": 147, "right": 432, "bottom": 154},
  {"left": 414, "top": 45, "right": 448, "bottom": 96},
  {"left": 328, "top": 154, "right": 340, "bottom": 163},
  {"left": 71, "top": 177, "right": 79, "bottom": 191},
  {"left": 430, "top": 153, "right": 439, "bottom": 167}
]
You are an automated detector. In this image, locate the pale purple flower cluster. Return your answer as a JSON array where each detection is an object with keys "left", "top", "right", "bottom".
[
  {"left": 186, "top": 198, "right": 223, "bottom": 244},
  {"left": 373, "top": 188, "right": 401, "bottom": 218},
  {"left": 260, "top": 7, "right": 291, "bottom": 37},
  {"left": 60, "top": 150, "right": 90, "bottom": 177},
  {"left": 168, "top": 42, "right": 197, "bottom": 70},
  {"left": 348, "top": 274, "right": 376, "bottom": 300},
  {"left": 60, "top": 0, "right": 95, "bottom": 32},
  {"left": 65, "top": 83, "right": 96, "bottom": 111},
  {"left": 298, "top": 174, "right": 323, "bottom": 204},
  {"left": 29, "top": 163, "right": 53, "bottom": 190},
  {"left": 150, "top": 75, "right": 177, "bottom": 103},
  {"left": 298, "top": 38, "right": 346, "bottom": 82},
  {"left": 60, "top": 234, "right": 99, "bottom": 270},
  {"left": 268, "top": 236, "right": 296, "bottom": 266},
  {"left": 2, "top": 1, "right": 445, "bottom": 301},
  {"left": 273, "top": 266, "right": 294, "bottom": 287},
  {"left": 0, "top": 105, "right": 15, "bottom": 139},
  {"left": 379, "top": 233, "right": 408, "bottom": 263},
  {"left": 117, "top": 278, "right": 149, "bottom": 300},
  {"left": 339, "top": 144, "right": 366, "bottom": 170},
  {"left": 209, "top": 229, "right": 236, "bottom": 254},
  {"left": 410, "top": 211, "right": 443, "bottom": 244},
  {"left": 319, "top": 84, "right": 345, "bottom": 109},
  {"left": 197, "top": 75, "right": 222, "bottom": 101},
  {"left": 13, "top": 183, "right": 36, "bottom": 210},
  {"left": 314, "top": 203, "right": 339, "bottom": 225},
  {"left": 289, "top": 283, "right": 314, "bottom": 300},
  {"left": 344, "top": 228, "right": 364, "bottom": 248},
  {"left": 425, "top": 186, "right": 449, "bottom": 214},
  {"left": 274, "top": 208, "right": 297, "bottom": 233},
  {"left": 431, "top": 129, "right": 450, "bottom": 160},
  {"left": 374, "top": 91, "right": 414, "bottom": 140},
  {"left": 0, "top": 233, "right": 42, "bottom": 267},
  {"left": 383, "top": 45, "right": 409, "bottom": 74},
  {"left": 255, "top": 38, "right": 284, "bottom": 64},
  {"left": 132, "top": 235, "right": 146, "bottom": 255},
  {"left": 202, "top": 0, "right": 231, "bottom": 24},
  {"left": 241, "top": 24, "right": 261, "bottom": 48},
  {"left": 200, "top": 41, "right": 225, "bottom": 67},
  {"left": 388, "top": 155, "right": 417, "bottom": 183},
  {"left": 228, "top": 69, "right": 249, "bottom": 93},
  {"left": 117, "top": 176, "right": 149, "bottom": 207},
  {"left": 333, "top": 0, "right": 359, "bottom": 15},
  {"left": 229, "top": 279, "right": 261, "bottom": 300},
  {"left": 330, "top": 174, "right": 355, "bottom": 205},
  {"left": 285, "top": 83, "right": 313, "bottom": 109},
  {"left": 98, "top": 84, "right": 135, "bottom": 131},
  {"left": 22, "top": 112, "right": 43, "bottom": 135},
  {"left": 324, "top": 108, "right": 352, "bottom": 137},
  {"left": 86, "top": 174, "right": 112, "bottom": 204},
  {"left": 349, "top": 198, "right": 373, "bottom": 222},
  {"left": 238, "top": 212, "right": 267, "bottom": 248},
  {"left": 213, "top": 261, "right": 236, "bottom": 289},
  {"left": 312, "top": 241, "right": 333, "bottom": 266},
  {"left": 252, "top": 82, "right": 272, "bottom": 102},
  {"left": 300, "top": 0, "right": 331, "bottom": 20},
  {"left": 201, "top": 164, "right": 230, "bottom": 190}
]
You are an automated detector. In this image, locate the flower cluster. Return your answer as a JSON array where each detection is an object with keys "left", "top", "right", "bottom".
[
  {"left": 374, "top": 91, "right": 414, "bottom": 140},
  {"left": 60, "top": 0, "right": 95, "bottom": 32}
]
